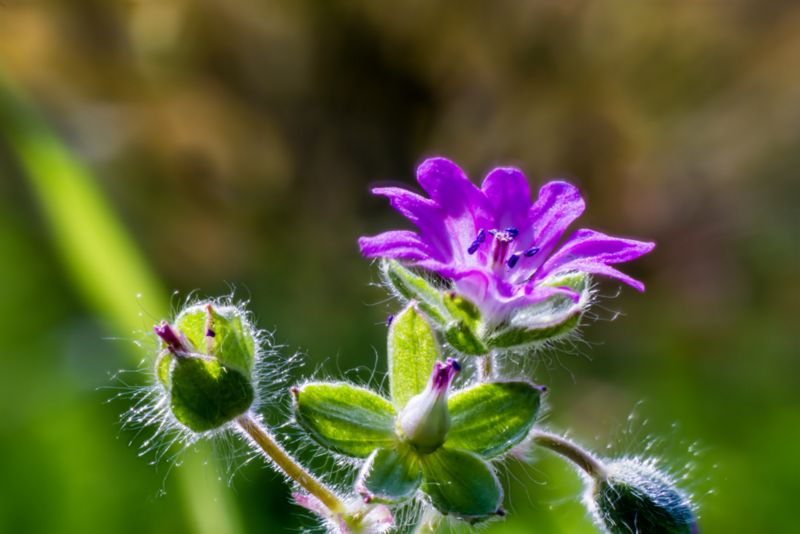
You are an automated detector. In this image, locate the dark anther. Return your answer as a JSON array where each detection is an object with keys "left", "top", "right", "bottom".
[
  {"left": 467, "top": 229, "right": 486, "bottom": 255},
  {"left": 524, "top": 247, "right": 540, "bottom": 257},
  {"left": 507, "top": 253, "right": 521, "bottom": 269}
]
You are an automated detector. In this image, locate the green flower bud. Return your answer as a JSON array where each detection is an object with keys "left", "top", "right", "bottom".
[
  {"left": 155, "top": 303, "right": 257, "bottom": 433},
  {"left": 590, "top": 458, "right": 698, "bottom": 534},
  {"left": 396, "top": 358, "right": 460, "bottom": 454}
]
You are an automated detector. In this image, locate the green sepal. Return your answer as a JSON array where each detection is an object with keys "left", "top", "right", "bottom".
[
  {"left": 541, "top": 271, "right": 589, "bottom": 293},
  {"left": 484, "top": 271, "right": 587, "bottom": 349},
  {"left": 447, "top": 381, "right": 544, "bottom": 458},
  {"left": 420, "top": 448, "right": 503, "bottom": 522},
  {"left": 156, "top": 351, "right": 173, "bottom": 388},
  {"left": 170, "top": 356, "right": 254, "bottom": 432},
  {"left": 292, "top": 382, "right": 397, "bottom": 458},
  {"left": 175, "top": 304, "right": 256, "bottom": 374},
  {"left": 356, "top": 446, "right": 422, "bottom": 504},
  {"left": 442, "top": 292, "right": 481, "bottom": 331},
  {"left": 444, "top": 320, "right": 489, "bottom": 355},
  {"left": 485, "top": 313, "right": 580, "bottom": 349},
  {"left": 388, "top": 304, "right": 439, "bottom": 410},
  {"left": 381, "top": 260, "right": 448, "bottom": 325}
]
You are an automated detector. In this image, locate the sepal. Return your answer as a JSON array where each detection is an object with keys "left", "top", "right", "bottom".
[
  {"left": 420, "top": 448, "right": 504, "bottom": 522},
  {"left": 356, "top": 447, "right": 422, "bottom": 504},
  {"left": 447, "top": 381, "right": 544, "bottom": 459},
  {"left": 292, "top": 382, "right": 396, "bottom": 458}
]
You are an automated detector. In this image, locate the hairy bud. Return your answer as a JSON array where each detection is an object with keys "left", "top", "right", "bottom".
[
  {"left": 396, "top": 358, "right": 460, "bottom": 453},
  {"left": 589, "top": 458, "right": 698, "bottom": 534},
  {"left": 155, "top": 302, "right": 257, "bottom": 432}
]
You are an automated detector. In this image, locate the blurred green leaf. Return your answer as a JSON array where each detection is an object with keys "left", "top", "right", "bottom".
[{"left": 0, "top": 72, "right": 243, "bottom": 534}]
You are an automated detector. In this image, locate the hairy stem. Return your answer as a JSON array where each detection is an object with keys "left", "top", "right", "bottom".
[
  {"left": 236, "top": 413, "right": 345, "bottom": 514},
  {"left": 478, "top": 354, "right": 494, "bottom": 381},
  {"left": 532, "top": 430, "right": 607, "bottom": 479}
]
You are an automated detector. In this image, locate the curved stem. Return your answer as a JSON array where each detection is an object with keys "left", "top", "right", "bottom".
[
  {"left": 236, "top": 413, "right": 345, "bottom": 514},
  {"left": 531, "top": 430, "right": 607, "bottom": 480}
]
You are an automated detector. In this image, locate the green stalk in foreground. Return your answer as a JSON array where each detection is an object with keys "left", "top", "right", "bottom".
[{"left": 0, "top": 70, "right": 242, "bottom": 534}]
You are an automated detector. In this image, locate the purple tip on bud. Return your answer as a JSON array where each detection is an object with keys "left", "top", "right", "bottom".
[
  {"left": 524, "top": 247, "right": 540, "bottom": 257},
  {"left": 154, "top": 322, "right": 189, "bottom": 355},
  {"left": 205, "top": 328, "right": 216, "bottom": 338},
  {"left": 430, "top": 357, "right": 460, "bottom": 392},
  {"left": 507, "top": 253, "right": 521, "bottom": 269}
]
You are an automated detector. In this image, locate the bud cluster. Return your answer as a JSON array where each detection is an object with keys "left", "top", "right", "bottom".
[{"left": 120, "top": 158, "right": 698, "bottom": 533}]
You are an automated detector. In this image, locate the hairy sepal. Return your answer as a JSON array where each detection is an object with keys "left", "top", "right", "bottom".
[
  {"left": 356, "top": 446, "right": 422, "bottom": 504},
  {"left": 447, "top": 381, "right": 544, "bottom": 459},
  {"left": 292, "top": 382, "right": 396, "bottom": 458},
  {"left": 485, "top": 273, "right": 589, "bottom": 350},
  {"left": 420, "top": 448, "right": 504, "bottom": 522}
]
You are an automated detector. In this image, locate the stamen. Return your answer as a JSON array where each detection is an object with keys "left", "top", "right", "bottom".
[
  {"left": 507, "top": 253, "right": 521, "bottom": 269},
  {"left": 467, "top": 229, "right": 486, "bottom": 255},
  {"left": 505, "top": 227, "right": 519, "bottom": 239},
  {"left": 524, "top": 247, "right": 540, "bottom": 257}
]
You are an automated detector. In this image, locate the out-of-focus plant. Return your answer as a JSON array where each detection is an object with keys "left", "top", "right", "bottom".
[
  {"left": 109, "top": 156, "right": 698, "bottom": 532},
  {"left": 0, "top": 72, "right": 244, "bottom": 534}
]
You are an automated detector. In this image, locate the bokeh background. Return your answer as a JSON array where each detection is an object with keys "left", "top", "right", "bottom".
[{"left": 1, "top": 1, "right": 798, "bottom": 532}]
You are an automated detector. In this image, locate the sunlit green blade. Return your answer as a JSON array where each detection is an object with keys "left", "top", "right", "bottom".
[
  {"left": 388, "top": 304, "right": 440, "bottom": 410},
  {"left": 447, "top": 381, "right": 543, "bottom": 458},
  {"left": 420, "top": 447, "right": 503, "bottom": 522},
  {"left": 356, "top": 447, "right": 422, "bottom": 504},
  {"left": 292, "top": 382, "right": 396, "bottom": 457},
  {"left": 0, "top": 73, "right": 241, "bottom": 534}
]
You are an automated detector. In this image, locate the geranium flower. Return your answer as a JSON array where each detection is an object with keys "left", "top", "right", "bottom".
[{"left": 359, "top": 157, "right": 654, "bottom": 325}]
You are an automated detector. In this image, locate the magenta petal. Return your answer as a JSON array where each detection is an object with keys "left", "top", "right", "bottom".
[
  {"left": 481, "top": 167, "right": 531, "bottom": 228},
  {"left": 539, "top": 229, "right": 655, "bottom": 291},
  {"left": 359, "top": 230, "right": 438, "bottom": 262},
  {"left": 371, "top": 186, "right": 452, "bottom": 257},
  {"left": 526, "top": 181, "right": 586, "bottom": 257},
  {"left": 416, "top": 157, "right": 491, "bottom": 226}
]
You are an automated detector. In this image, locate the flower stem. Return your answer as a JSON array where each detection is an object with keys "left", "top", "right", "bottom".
[
  {"left": 478, "top": 355, "right": 494, "bottom": 381},
  {"left": 531, "top": 430, "right": 607, "bottom": 479},
  {"left": 236, "top": 413, "right": 345, "bottom": 514}
]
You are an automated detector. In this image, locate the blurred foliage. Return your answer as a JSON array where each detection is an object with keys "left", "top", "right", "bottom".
[{"left": 0, "top": 0, "right": 798, "bottom": 532}]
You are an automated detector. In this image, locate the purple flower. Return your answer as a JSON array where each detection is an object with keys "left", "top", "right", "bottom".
[{"left": 359, "top": 157, "right": 654, "bottom": 324}]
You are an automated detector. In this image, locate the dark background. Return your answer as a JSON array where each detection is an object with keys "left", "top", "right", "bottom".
[{"left": 0, "top": 1, "right": 797, "bottom": 532}]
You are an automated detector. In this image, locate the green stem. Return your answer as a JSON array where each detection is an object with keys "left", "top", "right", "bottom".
[
  {"left": 236, "top": 413, "right": 345, "bottom": 514},
  {"left": 531, "top": 430, "right": 607, "bottom": 479},
  {"left": 478, "top": 354, "right": 494, "bottom": 381}
]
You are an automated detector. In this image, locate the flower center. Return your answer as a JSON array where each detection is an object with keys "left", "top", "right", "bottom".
[{"left": 467, "top": 227, "right": 540, "bottom": 270}]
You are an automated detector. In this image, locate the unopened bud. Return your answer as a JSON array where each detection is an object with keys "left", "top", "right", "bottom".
[
  {"left": 155, "top": 302, "right": 257, "bottom": 433},
  {"left": 589, "top": 458, "right": 698, "bottom": 534},
  {"left": 397, "top": 358, "right": 460, "bottom": 453}
]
